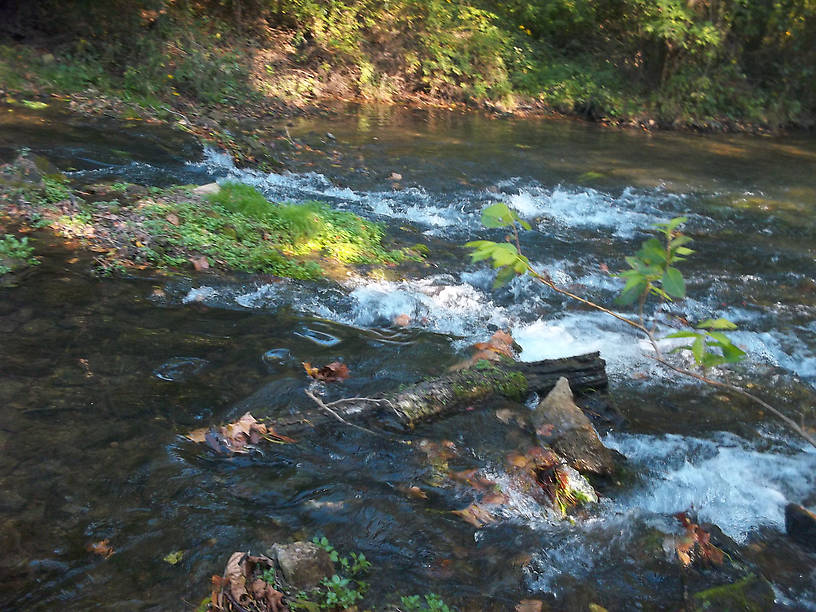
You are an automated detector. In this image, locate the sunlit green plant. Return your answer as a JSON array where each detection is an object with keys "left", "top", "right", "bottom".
[
  {"left": 465, "top": 202, "right": 813, "bottom": 447},
  {"left": 0, "top": 234, "right": 39, "bottom": 275},
  {"left": 400, "top": 592, "right": 454, "bottom": 612}
]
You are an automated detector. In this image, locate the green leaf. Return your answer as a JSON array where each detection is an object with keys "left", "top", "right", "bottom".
[
  {"left": 493, "top": 266, "right": 516, "bottom": 288},
  {"left": 616, "top": 278, "right": 647, "bottom": 305},
  {"left": 513, "top": 259, "right": 529, "bottom": 274},
  {"left": 469, "top": 249, "right": 493, "bottom": 263},
  {"left": 465, "top": 240, "right": 495, "bottom": 249},
  {"left": 705, "top": 331, "right": 733, "bottom": 344},
  {"left": 669, "top": 235, "right": 693, "bottom": 248},
  {"left": 481, "top": 203, "right": 516, "bottom": 228},
  {"left": 163, "top": 551, "right": 184, "bottom": 565},
  {"left": 674, "top": 246, "right": 695, "bottom": 256},
  {"left": 661, "top": 267, "right": 686, "bottom": 298},
  {"left": 637, "top": 238, "right": 668, "bottom": 264},
  {"left": 663, "top": 331, "right": 702, "bottom": 339},
  {"left": 490, "top": 244, "right": 518, "bottom": 267},
  {"left": 697, "top": 318, "right": 738, "bottom": 330},
  {"left": 518, "top": 219, "right": 532, "bottom": 231},
  {"left": 692, "top": 335, "right": 705, "bottom": 363},
  {"left": 655, "top": 216, "right": 688, "bottom": 232},
  {"left": 700, "top": 353, "right": 727, "bottom": 368},
  {"left": 719, "top": 342, "right": 747, "bottom": 363}
]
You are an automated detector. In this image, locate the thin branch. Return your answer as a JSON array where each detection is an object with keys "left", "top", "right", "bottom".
[
  {"left": 643, "top": 330, "right": 816, "bottom": 448},
  {"left": 528, "top": 269, "right": 650, "bottom": 334},
  {"left": 525, "top": 263, "right": 816, "bottom": 449},
  {"left": 304, "top": 389, "right": 391, "bottom": 439}
]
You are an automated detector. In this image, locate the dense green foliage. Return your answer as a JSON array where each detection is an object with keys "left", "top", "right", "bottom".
[
  {"left": 138, "top": 182, "right": 414, "bottom": 277},
  {"left": 1, "top": 1, "right": 814, "bottom": 127},
  {"left": 0, "top": 234, "right": 38, "bottom": 275}
]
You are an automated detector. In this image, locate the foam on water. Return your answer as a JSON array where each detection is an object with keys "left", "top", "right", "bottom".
[
  {"left": 175, "top": 270, "right": 816, "bottom": 386},
  {"left": 177, "top": 147, "right": 816, "bottom": 385},
  {"left": 498, "top": 185, "right": 685, "bottom": 238},
  {"left": 604, "top": 431, "right": 816, "bottom": 542},
  {"left": 190, "top": 147, "right": 692, "bottom": 239},
  {"left": 523, "top": 433, "right": 816, "bottom": 600}
]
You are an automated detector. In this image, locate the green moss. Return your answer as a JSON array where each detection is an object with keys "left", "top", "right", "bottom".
[
  {"left": 692, "top": 574, "right": 774, "bottom": 611},
  {"left": 139, "top": 183, "right": 417, "bottom": 278},
  {"left": 451, "top": 364, "right": 529, "bottom": 403}
]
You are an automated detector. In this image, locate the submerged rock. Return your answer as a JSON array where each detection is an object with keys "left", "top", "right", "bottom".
[
  {"left": 271, "top": 541, "right": 334, "bottom": 589},
  {"left": 785, "top": 503, "right": 816, "bottom": 551},
  {"left": 532, "top": 377, "right": 618, "bottom": 476}
]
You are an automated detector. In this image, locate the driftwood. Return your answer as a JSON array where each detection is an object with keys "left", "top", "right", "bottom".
[{"left": 274, "top": 352, "right": 608, "bottom": 436}]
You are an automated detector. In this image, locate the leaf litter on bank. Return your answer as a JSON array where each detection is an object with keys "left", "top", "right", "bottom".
[
  {"left": 187, "top": 412, "right": 294, "bottom": 455},
  {"left": 209, "top": 551, "right": 287, "bottom": 612}
]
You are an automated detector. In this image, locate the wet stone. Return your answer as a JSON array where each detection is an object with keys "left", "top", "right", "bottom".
[
  {"left": 785, "top": 503, "right": 816, "bottom": 551},
  {"left": 270, "top": 541, "right": 334, "bottom": 589},
  {"left": 262, "top": 348, "right": 294, "bottom": 369},
  {"left": 294, "top": 327, "right": 342, "bottom": 347},
  {"left": 532, "top": 377, "right": 619, "bottom": 476},
  {"left": 153, "top": 357, "right": 209, "bottom": 381}
]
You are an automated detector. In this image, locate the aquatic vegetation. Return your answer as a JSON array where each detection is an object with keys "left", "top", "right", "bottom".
[{"left": 140, "top": 183, "right": 419, "bottom": 277}]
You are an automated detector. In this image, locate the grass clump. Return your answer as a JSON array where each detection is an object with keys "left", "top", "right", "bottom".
[{"left": 140, "top": 182, "right": 417, "bottom": 278}]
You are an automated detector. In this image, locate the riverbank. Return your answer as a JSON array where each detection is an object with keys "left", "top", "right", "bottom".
[
  {"left": 2, "top": 1, "right": 814, "bottom": 143},
  {"left": 0, "top": 151, "right": 426, "bottom": 281}
]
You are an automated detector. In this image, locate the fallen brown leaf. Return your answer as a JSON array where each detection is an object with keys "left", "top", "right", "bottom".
[
  {"left": 186, "top": 412, "right": 293, "bottom": 455},
  {"left": 86, "top": 539, "right": 114, "bottom": 559},
  {"left": 452, "top": 502, "right": 495, "bottom": 528},
  {"left": 165, "top": 213, "right": 180, "bottom": 226},
  {"left": 302, "top": 360, "right": 350, "bottom": 382},
  {"left": 516, "top": 600, "right": 544, "bottom": 612},
  {"left": 673, "top": 512, "right": 724, "bottom": 567},
  {"left": 451, "top": 330, "right": 519, "bottom": 370}
]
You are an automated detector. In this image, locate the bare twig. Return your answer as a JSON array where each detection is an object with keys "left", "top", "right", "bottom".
[
  {"left": 304, "top": 389, "right": 391, "bottom": 439},
  {"left": 528, "top": 269, "right": 650, "bottom": 334}
]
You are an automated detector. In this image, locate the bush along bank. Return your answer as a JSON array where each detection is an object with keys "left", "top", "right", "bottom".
[
  {"left": 1, "top": 1, "right": 814, "bottom": 133},
  {"left": 0, "top": 154, "right": 425, "bottom": 280}
]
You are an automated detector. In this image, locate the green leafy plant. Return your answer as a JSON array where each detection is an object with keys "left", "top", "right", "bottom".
[
  {"left": 465, "top": 203, "right": 814, "bottom": 448},
  {"left": 318, "top": 574, "right": 366, "bottom": 609},
  {"left": 0, "top": 234, "right": 39, "bottom": 275},
  {"left": 400, "top": 592, "right": 454, "bottom": 612}
]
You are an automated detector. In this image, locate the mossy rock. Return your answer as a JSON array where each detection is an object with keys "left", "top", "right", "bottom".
[{"left": 692, "top": 574, "right": 774, "bottom": 611}]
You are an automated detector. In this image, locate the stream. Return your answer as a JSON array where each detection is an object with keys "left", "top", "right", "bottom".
[{"left": 1, "top": 103, "right": 815, "bottom": 609}]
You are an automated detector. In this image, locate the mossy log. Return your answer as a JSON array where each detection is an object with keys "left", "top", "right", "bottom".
[{"left": 275, "top": 352, "right": 608, "bottom": 435}]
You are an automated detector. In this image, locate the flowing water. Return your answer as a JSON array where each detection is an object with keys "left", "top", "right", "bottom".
[{"left": 1, "top": 103, "right": 815, "bottom": 609}]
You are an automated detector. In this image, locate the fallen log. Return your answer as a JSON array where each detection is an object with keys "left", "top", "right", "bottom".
[{"left": 273, "top": 352, "right": 609, "bottom": 435}]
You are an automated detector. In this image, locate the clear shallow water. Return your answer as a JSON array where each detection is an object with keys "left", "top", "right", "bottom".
[{"left": 1, "top": 104, "right": 816, "bottom": 609}]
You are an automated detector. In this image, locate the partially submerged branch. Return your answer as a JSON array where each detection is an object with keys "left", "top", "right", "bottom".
[{"left": 272, "top": 354, "right": 609, "bottom": 437}]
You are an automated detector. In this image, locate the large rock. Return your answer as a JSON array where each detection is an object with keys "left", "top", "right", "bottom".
[
  {"left": 785, "top": 503, "right": 816, "bottom": 551},
  {"left": 532, "top": 377, "right": 618, "bottom": 476},
  {"left": 271, "top": 541, "right": 334, "bottom": 589}
]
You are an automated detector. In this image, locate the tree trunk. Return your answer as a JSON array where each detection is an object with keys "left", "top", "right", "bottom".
[{"left": 273, "top": 352, "right": 609, "bottom": 436}]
